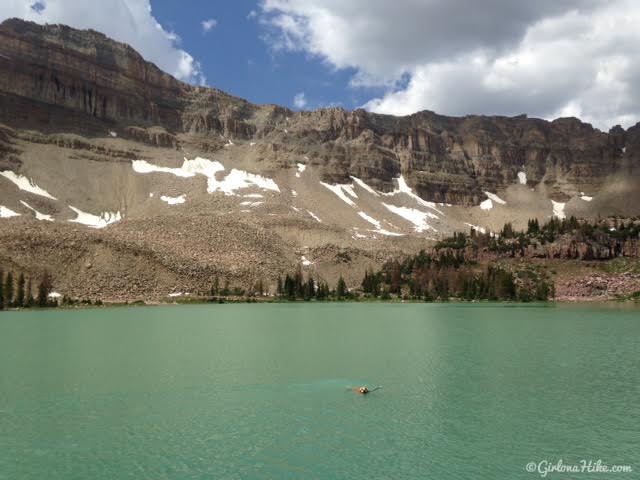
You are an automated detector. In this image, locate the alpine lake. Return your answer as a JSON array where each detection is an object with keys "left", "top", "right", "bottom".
[{"left": 1, "top": 303, "right": 638, "bottom": 479}]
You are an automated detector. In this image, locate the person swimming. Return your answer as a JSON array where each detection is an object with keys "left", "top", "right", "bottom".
[{"left": 349, "top": 386, "right": 381, "bottom": 394}]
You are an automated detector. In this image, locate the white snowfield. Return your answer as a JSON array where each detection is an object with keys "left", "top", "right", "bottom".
[
  {"left": 307, "top": 210, "right": 322, "bottom": 223},
  {"left": 357, "top": 211, "right": 381, "bottom": 228},
  {"left": 580, "top": 195, "right": 593, "bottom": 201},
  {"left": 133, "top": 159, "right": 208, "bottom": 178},
  {"left": 68, "top": 206, "right": 122, "bottom": 229},
  {"left": 351, "top": 176, "right": 380, "bottom": 196},
  {"left": 357, "top": 211, "right": 404, "bottom": 237},
  {"left": 240, "top": 201, "right": 264, "bottom": 207},
  {"left": 480, "top": 199, "right": 493, "bottom": 210},
  {"left": 0, "top": 205, "right": 20, "bottom": 218},
  {"left": 48, "top": 292, "right": 62, "bottom": 299},
  {"left": 382, "top": 176, "right": 443, "bottom": 214},
  {"left": 320, "top": 182, "right": 358, "bottom": 207},
  {"left": 0, "top": 171, "right": 57, "bottom": 200},
  {"left": 382, "top": 203, "right": 437, "bottom": 232},
  {"left": 132, "top": 158, "right": 280, "bottom": 195},
  {"left": 160, "top": 194, "right": 186, "bottom": 205},
  {"left": 296, "top": 163, "right": 306, "bottom": 178},
  {"left": 517, "top": 171, "right": 527, "bottom": 185},
  {"left": 243, "top": 193, "right": 264, "bottom": 198},
  {"left": 484, "top": 192, "right": 506, "bottom": 205},
  {"left": 301, "top": 255, "right": 312, "bottom": 266},
  {"left": 551, "top": 200, "right": 566, "bottom": 219},
  {"left": 20, "top": 201, "right": 53, "bottom": 221}
]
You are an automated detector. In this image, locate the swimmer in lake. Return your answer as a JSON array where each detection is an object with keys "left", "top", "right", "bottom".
[{"left": 349, "top": 386, "right": 381, "bottom": 394}]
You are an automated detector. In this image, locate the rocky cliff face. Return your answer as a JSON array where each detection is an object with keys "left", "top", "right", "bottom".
[
  {"left": 1, "top": 18, "right": 639, "bottom": 301},
  {"left": 1, "top": 18, "right": 638, "bottom": 207}
]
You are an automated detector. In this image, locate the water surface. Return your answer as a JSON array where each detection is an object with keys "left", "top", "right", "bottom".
[{"left": 0, "top": 303, "right": 638, "bottom": 479}]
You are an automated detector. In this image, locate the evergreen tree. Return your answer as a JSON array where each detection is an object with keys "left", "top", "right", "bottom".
[
  {"left": 303, "top": 276, "right": 315, "bottom": 300},
  {"left": 276, "top": 276, "right": 283, "bottom": 298},
  {"left": 315, "top": 281, "right": 329, "bottom": 300},
  {"left": 25, "top": 278, "right": 34, "bottom": 307},
  {"left": 4, "top": 271, "right": 13, "bottom": 307},
  {"left": 221, "top": 279, "right": 230, "bottom": 296},
  {"left": 16, "top": 273, "right": 25, "bottom": 308},
  {"left": 284, "top": 274, "right": 296, "bottom": 299},
  {"left": 37, "top": 271, "right": 53, "bottom": 307},
  {"left": 211, "top": 276, "right": 219, "bottom": 296},
  {"left": 336, "top": 276, "right": 347, "bottom": 299}
]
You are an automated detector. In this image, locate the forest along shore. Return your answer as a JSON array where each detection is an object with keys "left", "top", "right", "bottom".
[{"left": 2, "top": 217, "right": 639, "bottom": 308}]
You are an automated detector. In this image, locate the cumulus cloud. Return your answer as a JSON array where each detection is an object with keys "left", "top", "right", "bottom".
[
  {"left": 261, "top": 0, "right": 640, "bottom": 129},
  {"left": 0, "top": 0, "right": 206, "bottom": 85},
  {"left": 201, "top": 18, "right": 217, "bottom": 33},
  {"left": 293, "top": 92, "right": 307, "bottom": 109}
]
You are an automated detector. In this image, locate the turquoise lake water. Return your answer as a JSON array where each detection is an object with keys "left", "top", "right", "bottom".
[{"left": 0, "top": 303, "right": 639, "bottom": 479}]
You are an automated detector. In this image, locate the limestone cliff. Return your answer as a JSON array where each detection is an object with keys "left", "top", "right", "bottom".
[{"left": 1, "top": 18, "right": 637, "bottom": 207}]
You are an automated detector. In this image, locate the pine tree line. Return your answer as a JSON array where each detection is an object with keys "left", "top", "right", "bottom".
[
  {"left": 275, "top": 270, "right": 348, "bottom": 300},
  {"left": 435, "top": 216, "right": 640, "bottom": 257},
  {"left": 361, "top": 251, "right": 554, "bottom": 302},
  {"left": 0, "top": 269, "right": 58, "bottom": 310}
]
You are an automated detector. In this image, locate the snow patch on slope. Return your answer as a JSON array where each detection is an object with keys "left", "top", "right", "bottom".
[
  {"left": 551, "top": 200, "right": 566, "bottom": 219},
  {"left": 517, "top": 171, "right": 527, "bottom": 185},
  {"left": 0, "top": 205, "right": 20, "bottom": 218},
  {"left": 0, "top": 171, "right": 57, "bottom": 200},
  {"left": 382, "top": 203, "right": 436, "bottom": 232},
  {"left": 307, "top": 210, "right": 322, "bottom": 223},
  {"left": 20, "top": 201, "right": 53, "bottom": 221},
  {"left": 216, "top": 169, "right": 279, "bottom": 195},
  {"left": 68, "top": 206, "right": 122, "bottom": 229},
  {"left": 484, "top": 192, "right": 506, "bottom": 205},
  {"left": 132, "top": 158, "right": 279, "bottom": 195},
  {"left": 160, "top": 194, "right": 186, "bottom": 205},
  {"left": 480, "top": 199, "right": 493, "bottom": 210},
  {"left": 351, "top": 176, "right": 380, "bottom": 196},
  {"left": 357, "top": 211, "right": 404, "bottom": 236},
  {"left": 381, "top": 176, "right": 443, "bottom": 214},
  {"left": 295, "top": 163, "right": 306, "bottom": 178},
  {"left": 321, "top": 182, "right": 357, "bottom": 207}
]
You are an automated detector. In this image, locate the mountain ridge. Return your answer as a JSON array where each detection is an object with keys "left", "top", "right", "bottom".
[{"left": 0, "top": 18, "right": 639, "bottom": 301}]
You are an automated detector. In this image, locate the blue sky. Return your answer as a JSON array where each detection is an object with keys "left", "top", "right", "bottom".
[
  {"left": 150, "top": 0, "right": 378, "bottom": 111},
  {"left": 1, "top": 0, "right": 639, "bottom": 129}
]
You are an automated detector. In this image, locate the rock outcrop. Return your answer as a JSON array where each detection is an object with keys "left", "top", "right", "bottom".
[{"left": 1, "top": 18, "right": 638, "bottom": 206}]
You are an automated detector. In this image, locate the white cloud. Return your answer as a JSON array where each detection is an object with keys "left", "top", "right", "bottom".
[
  {"left": 201, "top": 18, "right": 217, "bottom": 32},
  {"left": 0, "top": 0, "right": 206, "bottom": 85},
  {"left": 247, "top": 9, "right": 257, "bottom": 19},
  {"left": 261, "top": 0, "right": 640, "bottom": 129},
  {"left": 293, "top": 92, "right": 307, "bottom": 109}
]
